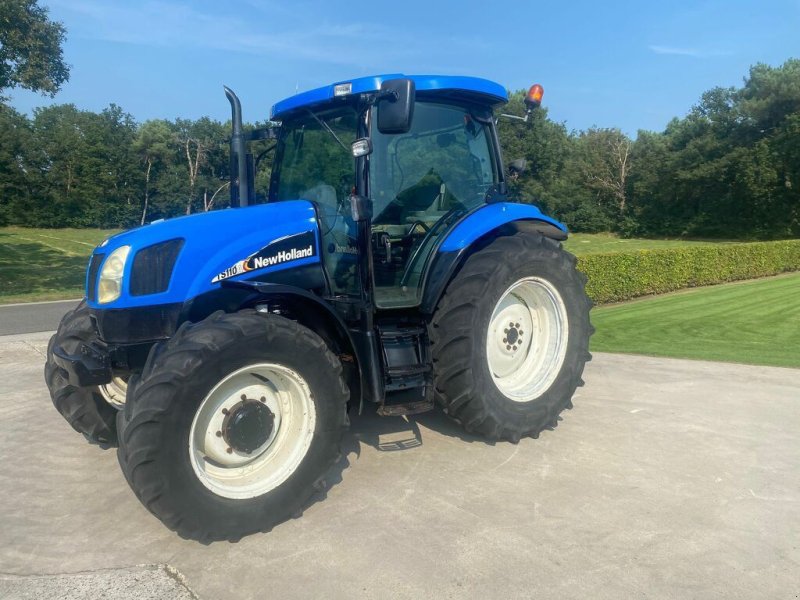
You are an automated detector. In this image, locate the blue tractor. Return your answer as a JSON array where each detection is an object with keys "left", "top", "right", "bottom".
[{"left": 45, "top": 75, "right": 592, "bottom": 541}]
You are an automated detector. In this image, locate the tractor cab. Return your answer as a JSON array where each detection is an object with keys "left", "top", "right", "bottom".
[{"left": 248, "top": 75, "right": 527, "bottom": 309}]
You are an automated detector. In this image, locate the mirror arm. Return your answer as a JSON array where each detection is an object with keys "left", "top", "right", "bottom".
[
  {"left": 498, "top": 112, "right": 531, "bottom": 123},
  {"left": 375, "top": 90, "right": 398, "bottom": 102}
]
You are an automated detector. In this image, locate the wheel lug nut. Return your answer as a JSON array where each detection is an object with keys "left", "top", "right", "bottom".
[
  {"left": 215, "top": 431, "right": 222, "bottom": 437},
  {"left": 504, "top": 329, "right": 509, "bottom": 334},
  {"left": 226, "top": 447, "right": 233, "bottom": 454},
  {"left": 513, "top": 345, "right": 518, "bottom": 351},
  {"left": 240, "top": 394, "right": 247, "bottom": 400},
  {"left": 506, "top": 345, "right": 511, "bottom": 350},
  {"left": 515, "top": 323, "right": 520, "bottom": 328},
  {"left": 503, "top": 338, "right": 507, "bottom": 343},
  {"left": 221, "top": 408, "right": 229, "bottom": 415},
  {"left": 260, "top": 396, "right": 266, "bottom": 403}
]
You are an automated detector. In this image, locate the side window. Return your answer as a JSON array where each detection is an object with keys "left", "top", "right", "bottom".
[{"left": 371, "top": 102, "right": 495, "bottom": 227}]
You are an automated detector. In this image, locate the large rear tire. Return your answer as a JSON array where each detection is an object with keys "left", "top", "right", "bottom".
[
  {"left": 116, "top": 310, "right": 349, "bottom": 542},
  {"left": 430, "top": 232, "right": 592, "bottom": 442},
  {"left": 44, "top": 301, "right": 119, "bottom": 445}
]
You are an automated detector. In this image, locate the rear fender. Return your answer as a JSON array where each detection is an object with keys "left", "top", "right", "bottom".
[
  {"left": 438, "top": 202, "right": 566, "bottom": 252},
  {"left": 421, "top": 210, "right": 568, "bottom": 315}
]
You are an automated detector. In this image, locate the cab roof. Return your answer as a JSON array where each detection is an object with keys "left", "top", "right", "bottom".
[{"left": 270, "top": 74, "right": 508, "bottom": 120}]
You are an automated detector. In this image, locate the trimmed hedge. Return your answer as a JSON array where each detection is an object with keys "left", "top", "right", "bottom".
[{"left": 577, "top": 240, "right": 800, "bottom": 304}]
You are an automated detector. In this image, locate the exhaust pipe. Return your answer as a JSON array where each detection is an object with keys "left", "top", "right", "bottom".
[{"left": 224, "top": 86, "right": 251, "bottom": 207}]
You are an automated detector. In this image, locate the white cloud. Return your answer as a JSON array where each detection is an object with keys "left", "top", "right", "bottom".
[
  {"left": 48, "top": 0, "right": 482, "bottom": 68},
  {"left": 648, "top": 45, "right": 731, "bottom": 58}
]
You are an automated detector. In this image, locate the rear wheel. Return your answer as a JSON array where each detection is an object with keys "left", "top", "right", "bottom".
[
  {"left": 116, "top": 310, "right": 349, "bottom": 542},
  {"left": 430, "top": 232, "right": 592, "bottom": 442},
  {"left": 44, "top": 301, "right": 119, "bottom": 445}
]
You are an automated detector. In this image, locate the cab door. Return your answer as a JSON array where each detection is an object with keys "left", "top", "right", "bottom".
[{"left": 368, "top": 102, "right": 499, "bottom": 308}]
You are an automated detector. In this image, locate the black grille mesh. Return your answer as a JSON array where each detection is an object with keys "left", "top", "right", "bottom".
[
  {"left": 87, "top": 253, "right": 105, "bottom": 302},
  {"left": 130, "top": 239, "right": 184, "bottom": 296}
]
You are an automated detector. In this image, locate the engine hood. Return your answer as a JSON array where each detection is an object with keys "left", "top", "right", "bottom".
[{"left": 86, "top": 200, "right": 321, "bottom": 309}]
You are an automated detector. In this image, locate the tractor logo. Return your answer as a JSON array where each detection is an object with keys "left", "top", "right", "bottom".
[{"left": 212, "top": 231, "right": 317, "bottom": 283}]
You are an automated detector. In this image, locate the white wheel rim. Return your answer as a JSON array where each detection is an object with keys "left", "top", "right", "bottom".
[
  {"left": 99, "top": 377, "right": 128, "bottom": 409},
  {"left": 189, "top": 363, "right": 316, "bottom": 500},
  {"left": 486, "top": 276, "right": 569, "bottom": 402}
]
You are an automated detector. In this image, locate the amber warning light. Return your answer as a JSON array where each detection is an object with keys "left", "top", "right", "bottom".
[{"left": 525, "top": 84, "right": 544, "bottom": 108}]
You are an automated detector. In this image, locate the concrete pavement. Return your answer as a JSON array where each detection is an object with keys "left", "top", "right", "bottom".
[{"left": 0, "top": 332, "right": 798, "bottom": 599}]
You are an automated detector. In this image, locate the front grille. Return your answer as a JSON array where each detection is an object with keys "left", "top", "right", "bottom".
[
  {"left": 130, "top": 239, "right": 184, "bottom": 296},
  {"left": 87, "top": 253, "right": 105, "bottom": 302}
]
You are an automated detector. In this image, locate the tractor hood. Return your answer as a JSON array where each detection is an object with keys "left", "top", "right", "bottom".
[{"left": 86, "top": 200, "right": 321, "bottom": 310}]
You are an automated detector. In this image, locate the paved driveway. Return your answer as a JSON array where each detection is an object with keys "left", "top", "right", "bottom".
[
  {"left": 0, "top": 300, "right": 80, "bottom": 336},
  {"left": 1, "top": 332, "right": 798, "bottom": 599}
]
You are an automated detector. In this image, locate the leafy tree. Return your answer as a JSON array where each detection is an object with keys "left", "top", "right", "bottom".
[
  {"left": 0, "top": 58, "right": 797, "bottom": 240},
  {"left": 0, "top": 104, "right": 33, "bottom": 225},
  {"left": 497, "top": 90, "right": 572, "bottom": 216},
  {"left": 0, "top": 0, "right": 69, "bottom": 98},
  {"left": 133, "top": 120, "right": 174, "bottom": 224}
]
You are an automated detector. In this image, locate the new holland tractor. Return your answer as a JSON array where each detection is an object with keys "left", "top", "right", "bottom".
[{"left": 45, "top": 74, "right": 592, "bottom": 541}]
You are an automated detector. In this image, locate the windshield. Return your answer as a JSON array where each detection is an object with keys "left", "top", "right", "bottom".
[
  {"left": 270, "top": 106, "right": 360, "bottom": 295},
  {"left": 270, "top": 106, "right": 358, "bottom": 209}
]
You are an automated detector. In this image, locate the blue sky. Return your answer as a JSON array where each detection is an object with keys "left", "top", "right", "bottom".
[{"left": 9, "top": 0, "right": 800, "bottom": 134}]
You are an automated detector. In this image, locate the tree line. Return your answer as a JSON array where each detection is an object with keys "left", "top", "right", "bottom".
[
  {"left": 0, "top": 59, "right": 798, "bottom": 237},
  {"left": 501, "top": 58, "right": 800, "bottom": 239}
]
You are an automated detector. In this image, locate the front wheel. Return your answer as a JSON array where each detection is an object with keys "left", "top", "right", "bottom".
[
  {"left": 45, "top": 301, "right": 119, "bottom": 445},
  {"left": 430, "top": 232, "right": 593, "bottom": 442},
  {"left": 116, "top": 310, "right": 349, "bottom": 542}
]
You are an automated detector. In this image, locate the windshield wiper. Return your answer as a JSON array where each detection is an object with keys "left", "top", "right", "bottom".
[{"left": 306, "top": 109, "right": 349, "bottom": 153}]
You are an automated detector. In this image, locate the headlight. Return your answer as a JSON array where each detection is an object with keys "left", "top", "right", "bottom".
[{"left": 98, "top": 245, "right": 130, "bottom": 304}]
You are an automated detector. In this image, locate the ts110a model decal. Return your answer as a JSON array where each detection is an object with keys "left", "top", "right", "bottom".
[{"left": 211, "top": 230, "right": 317, "bottom": 283}]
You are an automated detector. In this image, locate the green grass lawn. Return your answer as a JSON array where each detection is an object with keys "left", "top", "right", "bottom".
[
  {"left": 563, "top": 232, "right": 732, "bottom": 255},
  {"left": 591, "top": 272, "right": 800, "bottom": 368},
  {"left": 0, "top": 227, "right": 119, "bottom": 303}
]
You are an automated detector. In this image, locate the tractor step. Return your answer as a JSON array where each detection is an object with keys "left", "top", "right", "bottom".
[
  {"left": 377, "top": 399, "right": 434, "bottom": 417},
  {"left": 377, "top": 322, "right": 432, "bottom": 393}
]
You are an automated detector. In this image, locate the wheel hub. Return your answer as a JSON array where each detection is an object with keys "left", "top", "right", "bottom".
[
  {"left": 189, "top": 363, "right": 316, "bottom": 499},
  {"left": 221, "top": 398, "right": 275, "bottom": 454},
  {"left": 503, "top": 322, "right": 524, "bottom": 350},
  {"left": 486, "top": 277, "right": 569, "bottom": 402}
]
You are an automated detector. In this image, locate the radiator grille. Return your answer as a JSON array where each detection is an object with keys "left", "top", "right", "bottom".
[{"left": 130, "top": 239, "right": 184, "bottom": 296}]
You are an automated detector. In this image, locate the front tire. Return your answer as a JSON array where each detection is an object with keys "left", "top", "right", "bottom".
[
  {"left": 430, "top": 232, "right": 592, "bottom": 442},
  {"left": 116, "top": 310, "right": 349, "bottom": 542},
  {"left": 44, "top": 301, "right": 119, "bottom": 445}
]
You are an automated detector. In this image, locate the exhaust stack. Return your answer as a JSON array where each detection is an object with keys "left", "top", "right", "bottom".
[{"left": 224, "top": 86, "right": 252, "bottom": 207}]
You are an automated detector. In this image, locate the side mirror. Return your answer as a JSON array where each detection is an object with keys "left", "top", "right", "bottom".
[
  {"left": 377, "top": 79, "right": 415, "bottom": 134},
  {"left": 508, "top": 158, "right": 528, "bottom": 176}
]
